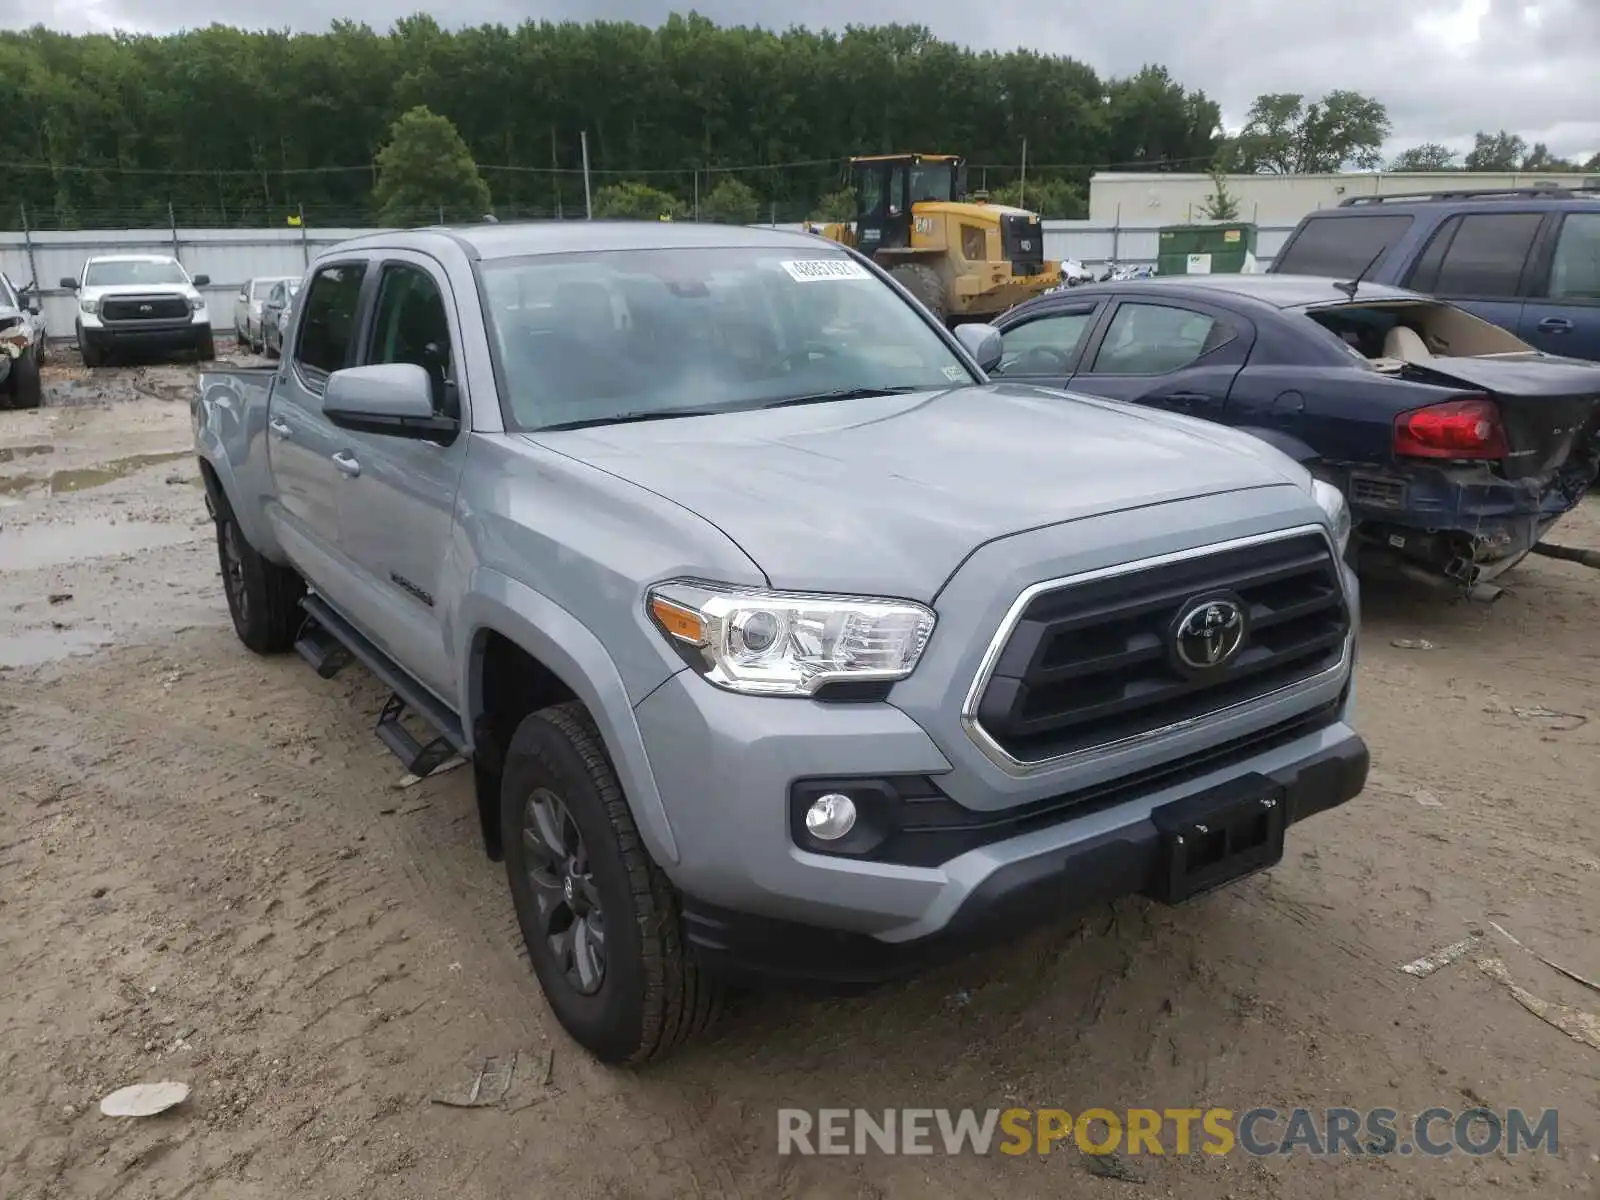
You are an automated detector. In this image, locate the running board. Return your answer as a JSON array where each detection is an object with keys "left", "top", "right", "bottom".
[{"left": 298, "top": 593, "right": 468, "bottom": 777}]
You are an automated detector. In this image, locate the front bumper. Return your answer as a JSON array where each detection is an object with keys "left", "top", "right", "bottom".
[
  {"left": 683, "top": 728, "right": 1368, "bottom": 986},
  {"left": 81, "top": 312, "right": 210, "bottom": 350}
]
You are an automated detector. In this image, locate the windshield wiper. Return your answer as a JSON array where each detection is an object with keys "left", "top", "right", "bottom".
[
  {"left": 757, "top": 385, "right": 925, "bottom": 409},
  {"left": 535, "top": 405, "right": 736, "bottom": 432}
]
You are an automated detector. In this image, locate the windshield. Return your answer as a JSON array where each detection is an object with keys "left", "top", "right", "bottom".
[
  {"left": 908, "top": 163, "right": 956, "bottom": 205},
  {"left": 0, "top": 274, "right": 16, "bottom": 308},
  {"left": 479, "top": 247, "right": 974, "bottom": 430},
  {"left": 85, "top": 259, "right": 188, "bottom": 288}
]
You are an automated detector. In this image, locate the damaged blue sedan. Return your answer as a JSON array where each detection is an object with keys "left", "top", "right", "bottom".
[{"left": 989, "top": 274, "right": 1600, "bottom": 597}]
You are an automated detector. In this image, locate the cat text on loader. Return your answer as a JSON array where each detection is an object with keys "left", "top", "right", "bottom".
[{"left": 810, "top": 153, "right": 1061, "bottom": 323}]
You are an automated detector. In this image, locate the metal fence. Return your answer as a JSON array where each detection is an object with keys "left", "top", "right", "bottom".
[{"left": 1, "top": 219, "right": 1299, "bottom": 339}]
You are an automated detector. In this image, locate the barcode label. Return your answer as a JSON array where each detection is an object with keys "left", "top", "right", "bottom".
[{"left": 781, "top": 259, "right": 871, "bottom": 282}]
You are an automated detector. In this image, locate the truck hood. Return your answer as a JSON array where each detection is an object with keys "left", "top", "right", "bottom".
[
  {"left": 81, "top": 282, "right": 201, "bottom": 301},
  {"left": 528, "top": 383, "right": 1301, "bottom": 599}
]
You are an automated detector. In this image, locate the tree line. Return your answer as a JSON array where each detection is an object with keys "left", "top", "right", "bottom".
[
  {"left": 3, "top": 14, "right": 1591, "bottom": 232},
  {"left": 0, "top": 14, "right": 1221, "bottom": 228}
]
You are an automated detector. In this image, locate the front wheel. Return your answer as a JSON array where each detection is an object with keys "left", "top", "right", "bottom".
[
  {"left": 215, "top": 510, "right": 305, "bottom": 654},
  {"left": 79, "top": 326, "right": 103, "bottom": 369},
  {"left": 2, "top": 349, "right": 42, "bottom": 410},
  {"left": 502, "top": 702, "right": 722, "bottom": 1064},
  {"left": 196, "top": 330, "right": 216, "bottom": 362}
]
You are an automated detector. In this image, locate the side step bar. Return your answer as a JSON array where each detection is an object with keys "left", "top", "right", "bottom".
[{"left": 297, "top": 593, "right": 468, "bottom": 778}]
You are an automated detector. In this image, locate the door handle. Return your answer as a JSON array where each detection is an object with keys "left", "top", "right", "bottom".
[
  {"left": 331, "top": 451, "right": 361, "bottom": 478},
  {"left": 268, "top": 417, "right": 291, "bottom": 439},
  {"left": 1537, "top": 317, "right": 1573, "bottom": 333},
  {"left": 1163, "top": 391, "right": 1212, "bottom": 408}
]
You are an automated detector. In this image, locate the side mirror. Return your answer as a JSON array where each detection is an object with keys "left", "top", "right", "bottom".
[
  {"left": 323, "top": 363, "right": 457, "bottom": 441},
  {"left": 238, "top": 289, "right": 248, "bottom": 301},
  {"left": 954, "top": 322, "right": 1005, "bottom": 372},
  {"left": 60, "top": 277, "right": 78, "bottom": 291},
  {"left": 193, "top": 274, "right": 211, "bottom": 287}
]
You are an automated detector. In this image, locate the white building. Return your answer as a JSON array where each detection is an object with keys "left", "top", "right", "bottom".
[{"left": 1088, "top": 170, "right": 1600, "bottom": 227}]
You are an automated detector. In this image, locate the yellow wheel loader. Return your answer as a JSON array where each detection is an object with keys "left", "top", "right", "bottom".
[{"left": 808, "top": 153, "right": 1061, "bottom": 324}]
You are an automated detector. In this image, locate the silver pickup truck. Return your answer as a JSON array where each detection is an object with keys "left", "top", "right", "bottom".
[{"left": 193, "top": 222, "right": 1369, "bottom": 1064}]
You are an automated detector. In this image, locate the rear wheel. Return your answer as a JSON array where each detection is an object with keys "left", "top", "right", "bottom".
[
  {"left": 215, "top": 509, "right": 305, "bottom": 654},
  {"left": 502, "top": 702, "right": 722, "bottom": 1064},
  {"left": 889, "top": 262, "right": 947, "bottom": 322}
]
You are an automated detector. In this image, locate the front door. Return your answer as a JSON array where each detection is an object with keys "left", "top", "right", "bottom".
[
  {"left": 265, "top": 258, "right": 369, "bottom": 597},
  {"left": 1520, "top": 210, "right": 1600, "bottom": 361},
  {"left": 990, "top": 301, "right": 1107, "bottom": 389},
  {"left": 1066, "top": 298, "right": 1254, "bottom": 420},
  {"left": 854, "top": 162, "right": 911, "bottom": 257},
  {"left": 333, "top": 254, "right": 469, "bottom": 706}
]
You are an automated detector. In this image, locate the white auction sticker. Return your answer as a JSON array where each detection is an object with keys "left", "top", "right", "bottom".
[{"left": 781, "top": 259, "right": 871, "bottom": 282}]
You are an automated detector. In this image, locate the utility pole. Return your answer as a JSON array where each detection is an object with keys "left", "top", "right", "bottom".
[
  {"left": 580, "top": 131, "right": 593, "bottom": 220},
  {"left": 1019, "top": 138, "right": 1028, "bottom": 210}
]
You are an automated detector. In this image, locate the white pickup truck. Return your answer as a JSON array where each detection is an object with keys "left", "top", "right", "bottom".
[{"left": 63, "top": 254, "right": 214, "bottom": 366}]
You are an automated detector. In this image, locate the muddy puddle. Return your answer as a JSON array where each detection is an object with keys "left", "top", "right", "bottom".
[
  {"left": 0, "top": 517, "right": 196, "bottom": 571},
  {"left": 0, "top": 450, "right": 192, "bottom": 499},
  {"left": 0, "top": 624, "right": 116, "bottom": 668}
]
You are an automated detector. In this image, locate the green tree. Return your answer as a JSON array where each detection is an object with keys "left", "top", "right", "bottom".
[
  {"left": 699, "top": 176, "right": 759, "bottom": 224},
  {"left": 1197, "top": 169, "right": 1240, "bottom": 221},
  {"left": 1389, "top": 143, "right": 1458, "bottom": 171},
  {"left": 592, "top": 181, "right": 688, "bottom": 220},
  {"left": 1233, "top": 91, "right": 1390, "bottom": 173},
  {"left": 373, "top": 105, "right": 492, "bottom": 226},
  {"left": 1464, "top": 130, "right": 1526, "bottom": 171},
  {"left": 808, "top": 188, "right": 857, "bottom": 223},
  {"left": 990, "top": 178, "right": 1085, "bottom": 218}
]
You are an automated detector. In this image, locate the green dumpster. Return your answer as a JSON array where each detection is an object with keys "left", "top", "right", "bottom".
[{"left": 1156, "top": 223, "right": 1260, "bottom": 276}]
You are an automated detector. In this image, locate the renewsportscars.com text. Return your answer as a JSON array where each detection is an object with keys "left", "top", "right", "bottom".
[{"left": 776, "top": 1106, "right": 1559, "bottom": 1158}]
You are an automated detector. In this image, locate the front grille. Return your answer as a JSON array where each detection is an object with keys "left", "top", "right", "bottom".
[
  {"left": 974, "top": 531, "right": 1349, "bottom": 765},
  {"left": 1000, "top": 212, "right": 1044, "bottom": 275},
  {"left": 102, "top": 296, "right": 189, "bottom": 322},
  {"left": 1349, "top": 474, "right": 1406, "bottom": 510}
]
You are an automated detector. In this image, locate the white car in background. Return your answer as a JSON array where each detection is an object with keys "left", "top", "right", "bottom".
[
  {"left": 63, "top": 254, "right": 213, "bottom": 367},
  {"left": 234, "top": 275, "right": 297, "bottom": 353},
  {"left": 0, "top": 270, "right": 48, "bottom": 409}
]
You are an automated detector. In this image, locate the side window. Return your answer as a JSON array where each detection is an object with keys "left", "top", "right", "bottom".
[
  {"left": 995, "top": 309, "right": 1098, "bottom": 375},
  {"left": 887, "top": 167, "right": 908, "bottom": 217},
  {"left": 1547, "top": 213, "right": 1600, "bottom": 300},
  {"left": 1428, "top": 212, "right": 1542, "bottom": 298},
  {"left": 294, "top": 263, "right": 367, "bottom": 379},
  {"left": 366, "top": 263, "right": 454, "bottom": 415},
  {"left": 1088, "top": 303, "right": 1232, "bottom": 376},
  {"left": 1273, "top": 214, "right": 1412, "bottom": 277},
  {"left": 1405, "top": 216, "right": 1459, "bottom": 292}
]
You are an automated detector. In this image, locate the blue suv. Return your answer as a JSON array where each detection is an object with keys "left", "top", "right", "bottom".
[{"left": 1270, "top": 185, "right": 1600, "bottom": 361}]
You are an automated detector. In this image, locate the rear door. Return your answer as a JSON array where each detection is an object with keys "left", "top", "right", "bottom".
[
  {"left": 989, "top": 299, "right": 1107, "bottom": 389},
  {"left": 1402, "top": 210, "right": 1544, "bottom": 338},
  {"left": 1065, "top": 296, "right": 1255, "bottom": 420},
  {"left": 333, "top": 253, "right": 469, "bottom": 705},
  {"left": 265, "top": 258, "right": 370, "bottom": 599},
  {"left": 1519, "top": 210, "right": 1600, "bottom": 361}
]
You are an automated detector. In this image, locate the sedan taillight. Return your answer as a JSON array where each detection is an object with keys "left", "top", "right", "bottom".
[{"left": 1393, "top": 395, "right": 1507, "bottom": 460}]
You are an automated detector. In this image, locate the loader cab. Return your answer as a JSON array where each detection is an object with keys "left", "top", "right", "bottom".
[{"left": 851, "top": 154, "right": 966, "bottom": 254}]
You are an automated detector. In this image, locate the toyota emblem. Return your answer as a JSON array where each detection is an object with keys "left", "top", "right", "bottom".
[
  {"left": 138, "top": 303, "right": 153, "bottom": 313},
  {"left": 1171, "top": 595, "right": 1247, "bottom": 672}
]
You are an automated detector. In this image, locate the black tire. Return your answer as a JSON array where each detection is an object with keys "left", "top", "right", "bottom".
[
  {"left": 215, "top": 509, "right": 305, "bottom": 654},
  {"left": 502, "top": 701, "right": 722, "bottom": 1064},
  {"left": 3, "top": 348, "right": 43, "bottom": 410},
  {"left": 196, "top": 330, "right": 216, "bottom": 362},
  {"left": 79, "top": 327, "right": 103, "bottom": 369},
  {"left": 890, "top": 262, "right": 947, "bottom": 322}
]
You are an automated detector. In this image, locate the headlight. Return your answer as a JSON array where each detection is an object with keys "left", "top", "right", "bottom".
[
  {"left": 647, "top": 580, "right": 935, "bottom": 696},
  {"left": 188, "top": 296, "right": 205, "bottom": 313},
  {"left": 80, "top": 298, "right": 99, "bottom": 315},
  {"left": 1312, "top": 479, "right": 1351, "bottom": 555}
]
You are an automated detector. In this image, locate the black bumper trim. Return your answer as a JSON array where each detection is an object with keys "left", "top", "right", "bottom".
[
  {"left": 88, "top": 322, "right": 207, "bottom": 348},
  {"left": 683, "top": 731, "right": 1369, "bottom": 988}
]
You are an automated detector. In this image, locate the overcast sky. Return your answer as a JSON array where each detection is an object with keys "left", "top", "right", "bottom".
[{"left": 5, "top": 0, "right": 1597, "bottom": 163}]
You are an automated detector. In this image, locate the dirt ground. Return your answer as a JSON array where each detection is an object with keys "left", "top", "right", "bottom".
[{"left": 2, "top": 349, "right": 1598, "bottom": 1200}]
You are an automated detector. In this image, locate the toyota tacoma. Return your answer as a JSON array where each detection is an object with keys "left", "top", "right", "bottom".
[{"left": 193, "top": 222, "right": 1370, "bottom": 1064}]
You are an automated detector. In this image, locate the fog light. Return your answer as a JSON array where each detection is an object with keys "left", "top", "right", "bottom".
[{"left": 804, "top": 792, "right": 857, "bottom": 841}]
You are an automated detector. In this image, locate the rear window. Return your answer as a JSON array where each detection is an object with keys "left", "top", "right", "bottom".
[
  {"left": 1406, "top": 212, "right": 1542, "bottom": 297},
  {"left": 1272, "top": 214, "right": 1413, "bottom": 277}
]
